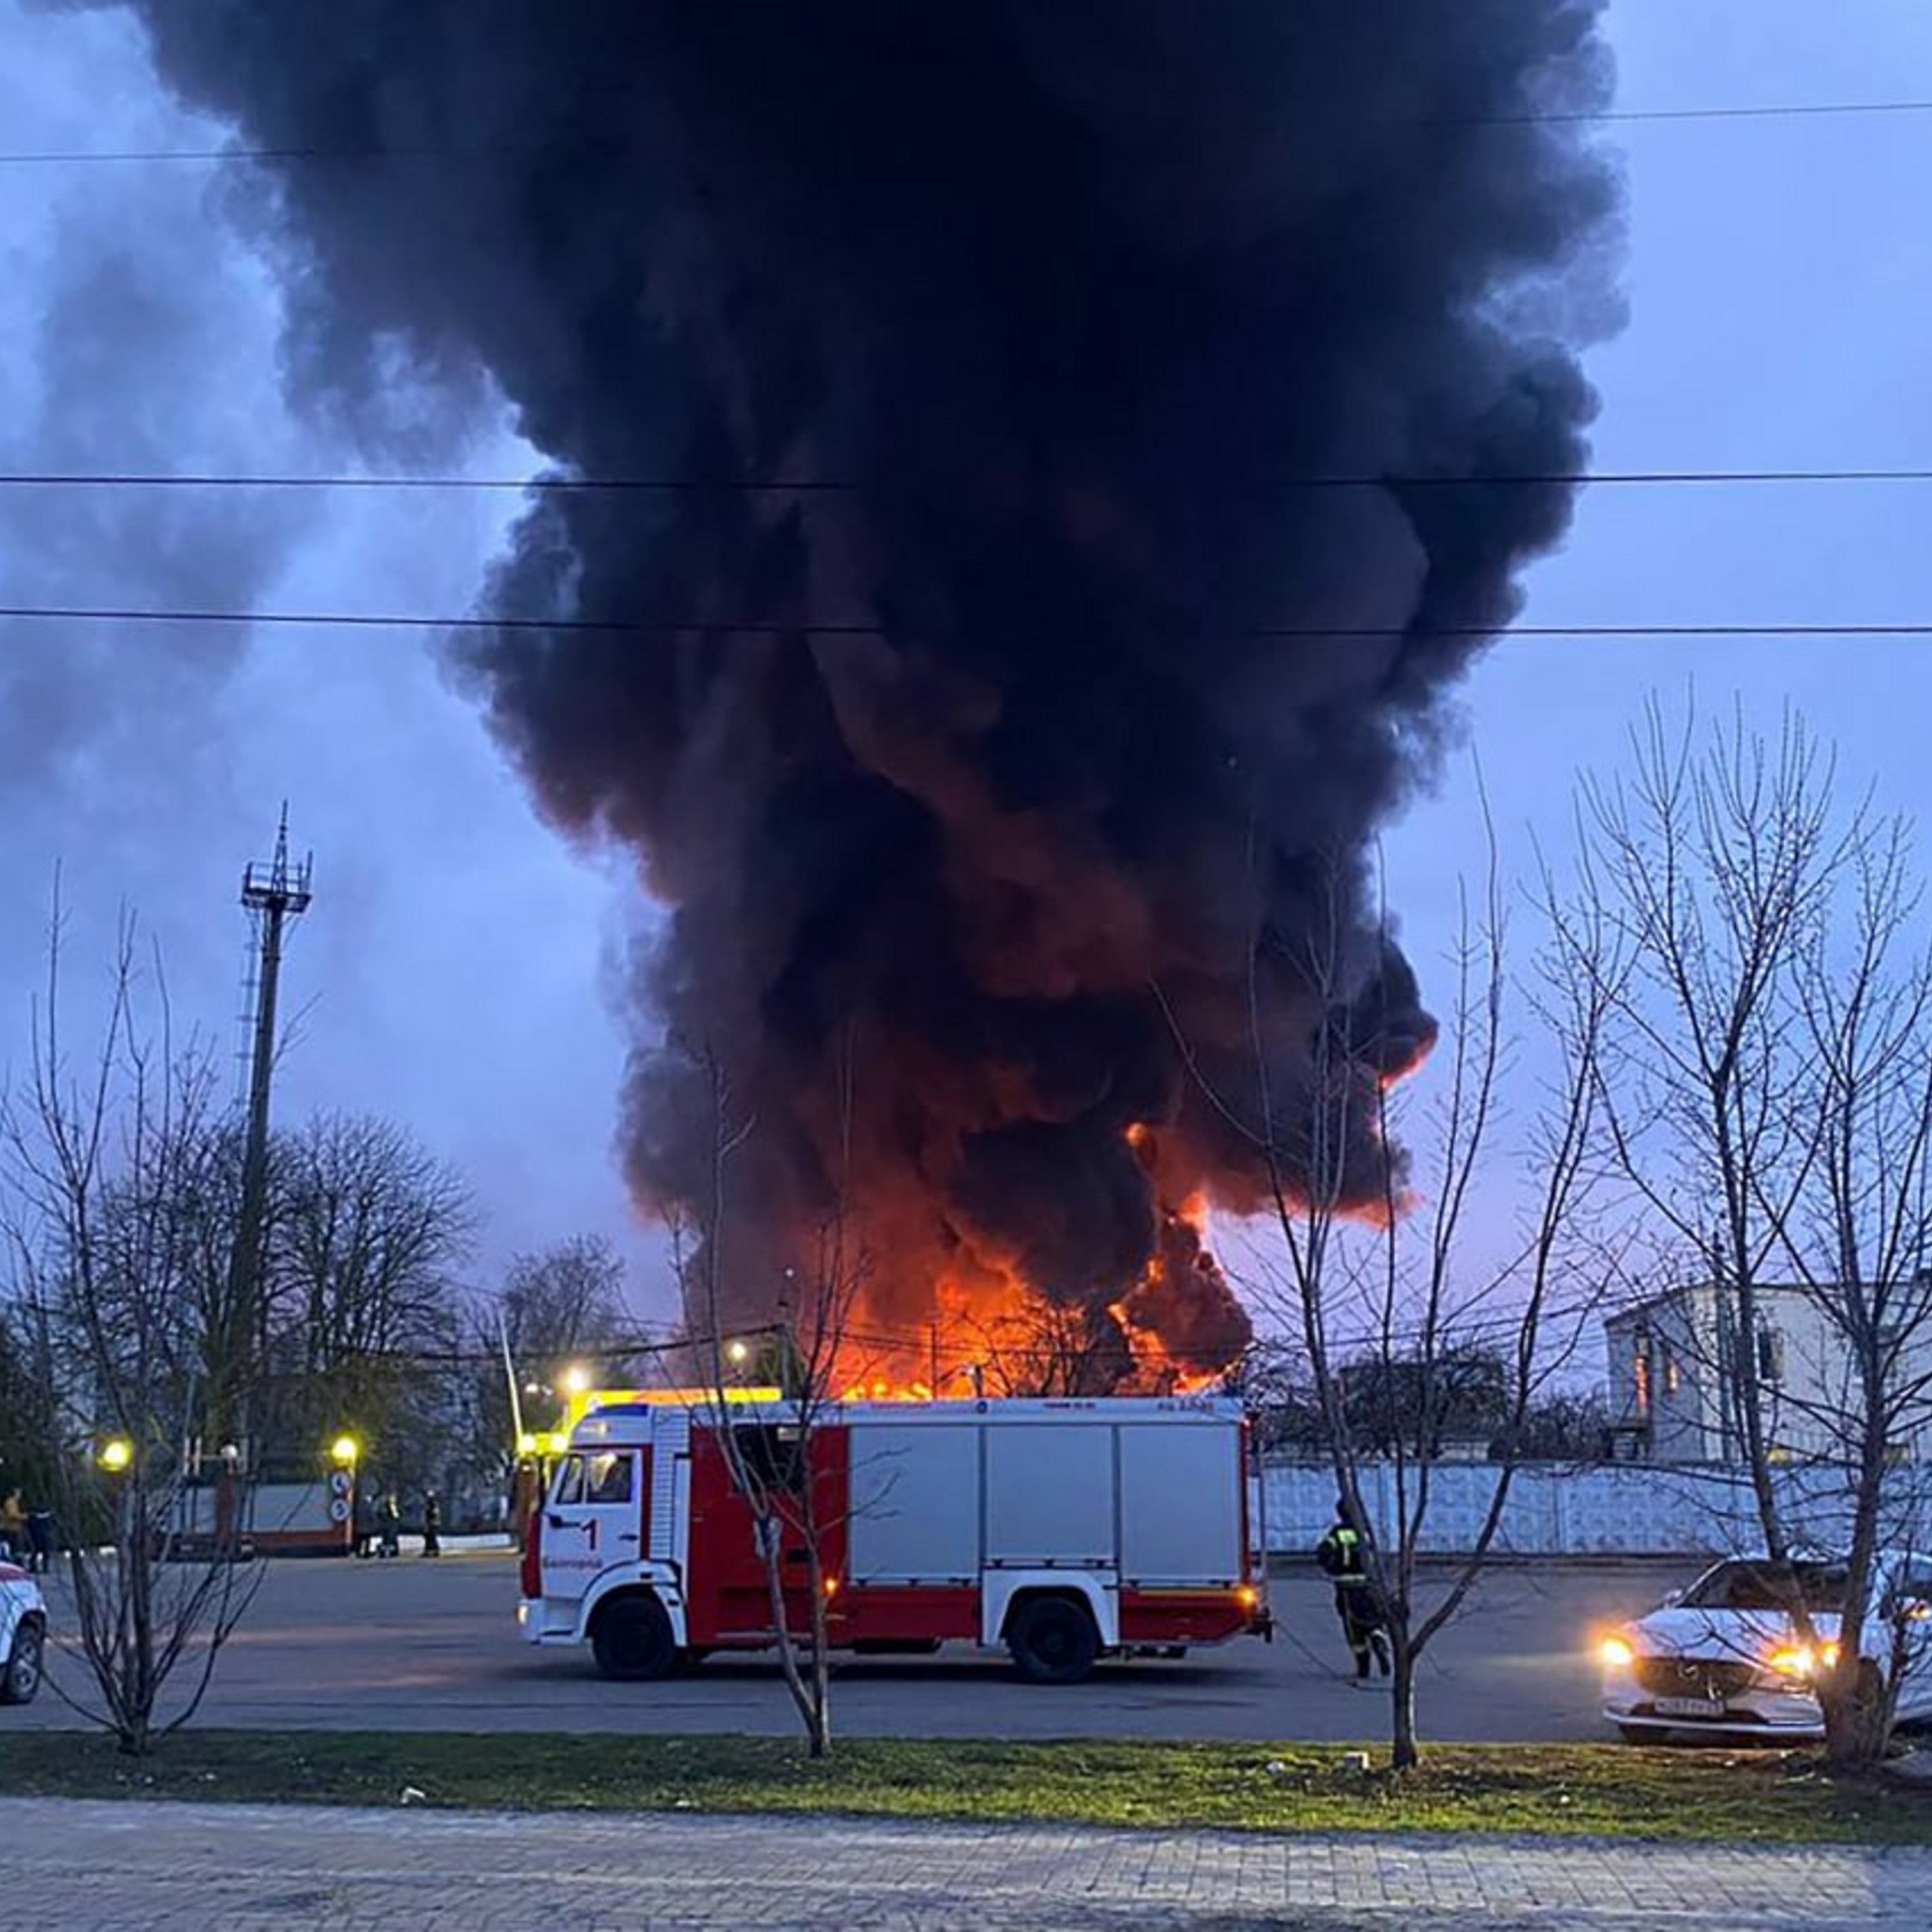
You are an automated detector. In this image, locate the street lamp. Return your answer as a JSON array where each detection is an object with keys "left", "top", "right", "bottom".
[
  {"left": 329, "top": 1434, "right": 360, "bottom": 1469},
  {"left": 726, "top": 1340, "right": 750, "bottom": 1367},
  {"left": 97, "top": 1437, "right": 133, "bottom": 1475},
  {"left": 560, "top": 1363, "right": 591, "bottom": 1397}
]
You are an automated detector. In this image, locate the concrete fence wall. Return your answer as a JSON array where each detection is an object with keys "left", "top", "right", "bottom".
[{"left": 1261, "top": 1459, "right": 1932, "bottom": 1558}]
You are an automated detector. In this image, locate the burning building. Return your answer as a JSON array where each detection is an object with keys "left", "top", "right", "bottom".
[{"left": 126, "top": 2, "right": 1622, "bottom": 1390}]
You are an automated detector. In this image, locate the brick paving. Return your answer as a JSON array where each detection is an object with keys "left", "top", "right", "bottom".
[{"left": 2, "top": 1798, "right": 1927, "bottom": 1929}]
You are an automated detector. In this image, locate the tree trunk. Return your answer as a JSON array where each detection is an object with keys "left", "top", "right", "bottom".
[
  {"left": 118, "top": 1485, "right": 160, "bottom": 1756},
  {"left": 808, "top": 1593, "right": 833, "bottom": 1761},
  {"left": 758, "top": 1510, "right": 833, "bottom": 1759},
  {"left": 1821, "top": 1426, "right": 1895, "bottom": 1773},
  {"left": 1823, "top": 1661, "right": 1891, "bottom": 1771},
  {"left": 1388, "top": 1623, "right": 1419, "bottom": 1771}
]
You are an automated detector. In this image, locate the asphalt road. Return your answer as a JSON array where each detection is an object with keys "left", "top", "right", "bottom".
[{"left": 10, "top": 1553, "right": 1693, "bottom": 1742}]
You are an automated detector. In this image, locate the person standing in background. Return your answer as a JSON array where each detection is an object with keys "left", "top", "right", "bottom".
[
  {"left": 0, "top": 1490, "right": 24, "bottom": 1561},
  {"left": 25, "top": 1504, "right": 56, "bottom": 1576}
]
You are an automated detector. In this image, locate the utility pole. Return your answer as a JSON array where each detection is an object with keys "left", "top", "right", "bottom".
[{"left": 211, "top": 807, "right": 313, "bottom": 1466}]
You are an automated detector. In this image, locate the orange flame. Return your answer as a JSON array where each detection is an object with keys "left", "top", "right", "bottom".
[{"left": 816, "top": 1121, "right": 1245, "bottom": 1400}]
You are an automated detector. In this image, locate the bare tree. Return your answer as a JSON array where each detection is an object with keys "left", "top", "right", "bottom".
[
  {"left": 0, "top": 907, "right": 263, "bottom": 1753},
  {"left": 487, "top": 1234, "right": 632, "bottom": 1413},
  {"left": 1506, "top": 1386, "right": 1615, "bottom": 1463},
  {"left": 1779, "top": 819, "right": 1932, "bottom": 1759},
  {"left": 1555, "top": 699, "right": 1932, "bottom": 1765},
  {"left": 493, "top": 1236, "right": 630, "bottom": 1367},
  {"left": 1332, "top": 1341, "right": 1510, "bottom": 1459},
  {"left": 966, "top": 1300, "right": 1135, "bottom": 1398},
  {"left": 1171, "top": 811, "right": 1609, "bottom": 1769},
  {"left": 476, "top": 1234, "right": 634, "bottom": 1510},
  {"left": 674, "top": 1048, "right": 867, "bottom": 1759},
  {"left": 270, "top": 1112, "right": 473, "bottom": 1368},
  {"left": 263, "top": 1111, "right": 475, "bottom": 1488},
  {"left": 1220, "top": 1335, "right": 1323, "bottom": 1452}
]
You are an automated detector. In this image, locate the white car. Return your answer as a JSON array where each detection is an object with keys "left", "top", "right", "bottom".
[
  {"left": 0, "top": 1559, "right": 46, "bottom": 1706},
  {"left": 1600, "top": 1552, "right": 1932, "bottom": 1743}
]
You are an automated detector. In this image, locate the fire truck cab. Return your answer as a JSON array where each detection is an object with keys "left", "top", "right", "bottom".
[{"left": 517, "top": 1392, "right": 1270, "bottom": 1685}]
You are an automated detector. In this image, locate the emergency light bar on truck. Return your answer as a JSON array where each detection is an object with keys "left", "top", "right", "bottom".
[{"left": 517, "top": 1393, "right": 1271, "bottom": 1685}]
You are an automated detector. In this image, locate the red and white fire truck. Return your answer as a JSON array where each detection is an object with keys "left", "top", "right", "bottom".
[{"left": 518, "top": 1392, "right": 1271, "bottom": 1684}]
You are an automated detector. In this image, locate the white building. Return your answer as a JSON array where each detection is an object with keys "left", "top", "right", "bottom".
[{"left": 1603, "top": 1283, "right": 1932, "bottom": 1466}]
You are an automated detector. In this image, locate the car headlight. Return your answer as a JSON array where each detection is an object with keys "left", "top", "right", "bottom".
[
  {"left": 1599, "top": 1634, "right": 1635, "bottom": 1669},
  {"left": 1768, "top": 1641, "right": 1841, "bottom": 1678}
]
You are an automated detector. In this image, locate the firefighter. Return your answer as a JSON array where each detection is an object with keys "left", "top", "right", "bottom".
[
  {"left": 421, "top": 1490, "right": 442, "bottom": 1558},
  {"left": 26, "top": 1504, "right": 56, "bottom": 1576},
  {"left": 1316, "top": 1493, "right": 1390, "bottom": 1684},
  {"left": 377, "top": 1491, "right": 401, "bottom": 1560}
]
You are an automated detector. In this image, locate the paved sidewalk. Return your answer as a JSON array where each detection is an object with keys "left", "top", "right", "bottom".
[{"left": 2, "top": 1798, "right": 1928, "bottom": 1929}]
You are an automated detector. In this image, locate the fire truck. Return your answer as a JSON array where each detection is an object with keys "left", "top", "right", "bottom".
[{"left": 517, "top": 1392, "right": 1271, "bottom": 1684}]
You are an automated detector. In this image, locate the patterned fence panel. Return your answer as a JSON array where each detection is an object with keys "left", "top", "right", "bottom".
[{"left": 1262, "top": 1460, "right": 1932, "bottom": 1557}]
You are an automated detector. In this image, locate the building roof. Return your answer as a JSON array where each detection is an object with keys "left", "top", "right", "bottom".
[{"left": 1604, "top": 1282, "right": 1815, "bottom": 1329}]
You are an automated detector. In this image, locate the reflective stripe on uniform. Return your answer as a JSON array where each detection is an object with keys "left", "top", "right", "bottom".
[{"left": 1323, "top": 1525, "right": 1371, "bottom": 1585}]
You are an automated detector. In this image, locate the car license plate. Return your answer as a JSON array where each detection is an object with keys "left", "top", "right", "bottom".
[{"left": 1654, "top": 1696, "right": 1725, "bottom": 1718}]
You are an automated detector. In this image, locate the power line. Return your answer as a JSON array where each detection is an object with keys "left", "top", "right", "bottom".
[
  {"left": 3, "top": 604, "right": 1929, "bottom": 643},
  {"left": 1487, "top": 97, "right": 1932, "bottom": 128},
  {"left": 0, "top": 605, "right": 873, "bottom": 639},
  {"left": 7, "top": 467, "right": 1932, "bottom": 495},
  {"left": 0, "top": 471, "right": 846, "bottom": 496},
  {"left": 784, "top": 1292, "right": 1614, "bottom": 1370},
  {"left": 8, "top": 98, "right": 1932, "bottom": 167}
]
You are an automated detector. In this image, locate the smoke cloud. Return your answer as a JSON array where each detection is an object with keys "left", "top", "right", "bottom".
[
  {"left": 116, "top": 0, "right": 1621, "bottom": 1381},
  {"left": 2, "top": 0, "right": 306, "bottom": 810}
]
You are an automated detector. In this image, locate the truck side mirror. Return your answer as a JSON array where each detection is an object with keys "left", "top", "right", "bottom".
[{"left": 1660, "top": 1588, "right": 1683, "bottom": 1608}]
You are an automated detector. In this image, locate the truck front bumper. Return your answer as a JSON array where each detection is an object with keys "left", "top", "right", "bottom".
[{"left": 516, "top": 1598, "right": 576, "bottom": 1647}]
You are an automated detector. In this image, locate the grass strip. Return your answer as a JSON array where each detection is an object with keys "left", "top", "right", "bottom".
[{"left": 1, "top": 1732, "right": 1927, "bottom": 1844}]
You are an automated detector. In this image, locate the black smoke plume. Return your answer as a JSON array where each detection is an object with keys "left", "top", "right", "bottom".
[{"left": 118, "top": 0, "right": 1621, "bottom": 1378}]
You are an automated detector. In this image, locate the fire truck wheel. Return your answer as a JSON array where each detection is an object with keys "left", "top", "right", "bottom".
[
  {"left": 1006, "top": 1595, "right": 1099, "bottom": 1686},
  {"left": 590, "top": 1592, "right": 678, "bottom": 1681}
]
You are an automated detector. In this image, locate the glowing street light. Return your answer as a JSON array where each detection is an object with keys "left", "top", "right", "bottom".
[
  {"left": 726, "top": 1340, "right": 750, "bottom": 1367},
  {"left": 98, "top": 1437, "right": 133, "bottom": 1475},
  {"left": 329, "top": 1434, "right": 360, "bottom": 1468},
  {"left": 560, "top": 1363, "right": 591, "bottom": 1397}
]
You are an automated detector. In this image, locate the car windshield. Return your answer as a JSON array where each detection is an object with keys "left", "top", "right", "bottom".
[{"left": 1680, "top": 1559, "right": 1848, "bottom": 1613}]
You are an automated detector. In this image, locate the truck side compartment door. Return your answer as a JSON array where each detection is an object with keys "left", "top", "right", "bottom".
[{"left": 687, "top": 1424, "right": 847, "bottom": 1640}]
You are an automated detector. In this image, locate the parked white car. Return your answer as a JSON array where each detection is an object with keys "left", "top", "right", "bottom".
[
  {"left": 0, "top": 1560, "right": 46, "bottom": 1706},
  {"left": 1600, "top": 1553, "right": 1932, "bottom": 1743}
]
